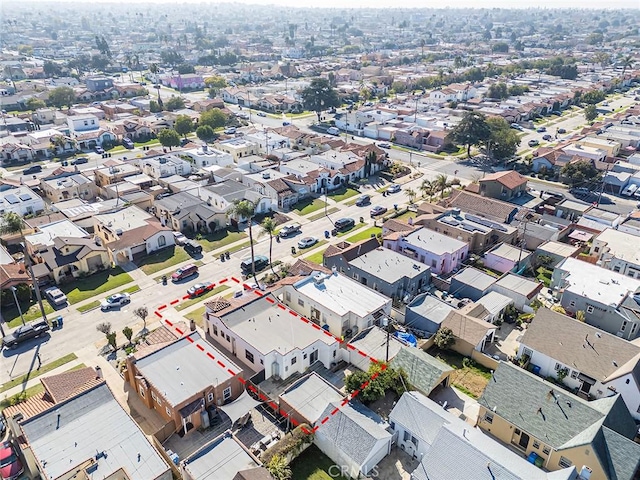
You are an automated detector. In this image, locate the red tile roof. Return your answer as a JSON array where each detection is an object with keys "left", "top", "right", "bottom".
[{"left": 479, "top": 170, "right": 527, "bottom": 190}]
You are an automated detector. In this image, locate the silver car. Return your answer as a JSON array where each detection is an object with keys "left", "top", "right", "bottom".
[{"left": 100, "top": 293, "right": 131, "bottom": 311}]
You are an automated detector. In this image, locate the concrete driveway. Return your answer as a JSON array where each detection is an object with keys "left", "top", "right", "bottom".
[{"left": 372, "top": 447, "right": 420, "bottom": 480}]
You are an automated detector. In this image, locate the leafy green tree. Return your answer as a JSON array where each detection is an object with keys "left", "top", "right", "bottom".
[
  {"left": 196, "top": 125, "right": 216, "bottom": 142},
  {"left": 484, "top": 117, "right": 521, "bottom": 160},
  {"left": 508, "top": 84, "right": 529, "bottom": 96},
  {"left": 582, "top": 90, "right": 606, "bottom": 105},
  {"left": 177, "top": 64, "right": 195, "bottom": 75},
  {"left": 391, "top": 81, "right": 406, "bottom": 94},
  {"left": 344, "top": 363, "right": 408, "bottom": 404},
  {"left": 165, "top": 96, "right": 185, "bottom": 111},
  {"left": 90, "top": 54, "right": 110, "bottom": 71},
  {"left": 174, "top": 115, "right": 193, "bottom": 138},
  {"left": 301, "top": 78, "right": 340, "bottom": 122},
  {"left": 47, "top": 86, "right": 76, "bottom": 109},
  {"left": 199, "top": 109, "right": 227, "bottom": 129},
  {"left": 491, "top": 42, "right": 509, "bottom": 53},
  {"left": 267, "top": 455, "right": 292, "bottom": 480},
  {"left": 160, "top": 49, "right": 184, "bottom": 66},
  {"left": 106, "top": 332, "right": 117, "bottom": 350},
  {"left": 446, "top": 111, "right": 491, "bottom": 158},
  {"left": 122, "top": 326, "right": 133, "bottom": 344},
  {"left": 204, "top": 75, "right": 227, "bottom": 96},
  {"left": 584, "top": 104, "right": 598, "bottom": 122},
  {"left": 560, "top": 160, "right": 601, "bottom": 186},
  {"left": 486, "top": 82, "right": 509, "bottom": 99},
  {"left": 149, "top": 100, "right": 162, "bottom": 113},
  {"left": 434, "top": 327, "right": 455, "bottom": 350},
  {"left": 157, "top": 129, "right": 181, "bottom": 150},
  {"left": 229, "top": 200, "right": 258, "bottom": 283},
  {"left": 261, "top": 217, "right": 278, "bottom": 275},
  {"left": 26, "top": 97, "right": 46, "bottom": 111}
]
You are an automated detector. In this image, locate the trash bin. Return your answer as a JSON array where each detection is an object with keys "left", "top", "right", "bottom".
[
  {"left": 51, "top": 318, "right": 58, "bottom": 328},
  {"left": 57, "top": 316, "right": 63, "bottom": 327}
]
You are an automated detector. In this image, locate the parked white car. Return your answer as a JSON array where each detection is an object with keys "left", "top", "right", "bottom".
[
  {"left": 44, "top": 287, "right": 67, "bottom": 307},
  {"left": 172, "top": 231, "right": 187, "bottom": 245},
  {"left": 100, "top": 293, "right": 131, "bottom": 311}
]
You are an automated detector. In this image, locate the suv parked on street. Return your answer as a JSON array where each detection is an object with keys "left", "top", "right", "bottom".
[
  {"left": 334, "top": 218, "right": 355, "bottom": 231},
  {"left": 2, "top": 320, "right": 50, "bottom": 349},
  {"left": 172, "top": 264, "right": 199, "bottom": 281}
]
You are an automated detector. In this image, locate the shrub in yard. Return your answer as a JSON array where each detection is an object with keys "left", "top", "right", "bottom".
[
  {"left": 434, "top": 327, "right": 455, "bottom": 350},
  {"left": 106, "top": 332, "right": 117, "bottom": 350},
  {"left": 262, "top": 425, "right": 313, "bottom": 465},
  {"left": 267, "top": 455, "right": 292, "bottom": 480}
]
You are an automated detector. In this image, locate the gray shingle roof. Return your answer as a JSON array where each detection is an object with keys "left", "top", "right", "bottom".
[
  {"left": 521, "top": 308, "right": 640, "bottom": 382},
  {"left": 389, "top": 391, "right": 450, "bottom": 446},
  {"left": 479, "top": 363, "right": 636, "bottom": 451},
  {"left": 316, "top": 401, "right": 390, "bottom": 466},
  {"left": 390, "top": 347, "right": 452, "bottom": 395}
]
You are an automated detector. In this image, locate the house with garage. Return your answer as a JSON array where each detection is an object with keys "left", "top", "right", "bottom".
[
  {"left": 314, "top": 401, "right": 392, "bottom": 479},
  {"left": 551, "top": 257, "right": 640, "bottom": 340},
  {"left": 203, "top": 291, "right": 339, "bottom": 381},
  {"left": 322, "top": 239, "right": 432, "bottom": 302},
  {"left": 517, "top": 308, "right": 640, "bottom": 420},
  {"left": 125, "top": 332, "right": 244, "bottom": 436},
  {"left": 440, "top": 309, "right": 497, "bottom": 358},
  {"left": 477, "top": 362, "right": 640, "bottom": 480},
  {"left": 94, "top": 205, "right": 174, "bottom": 264},
  {"left": 278, "top": 372, "right": 344, "bottom": 428},
  {"left": 404, "top": 293, "right": 456, "bottom": 335},
  {"left": 13, "top": 381, "right": 171, "bottom": 480},
  {"left": 383, "top": 227, "right": 469, "bottom": 276},
  {"left": 180, "top": 432, "right": 264, "bottom": 480},
  {"left": 154, "top": 191, "right": 226, "bottom": 233},
  {"left": 488, "top": 272, "right": 543, "bottom": 311},
  {"left": 278, "top": 269, "right": 392, "bottom": 339},
  {"left": 140, "top": 154, "right": 192, "bottom": 179},
  {"left": 478, "top": 171, "right": 528, "bottom": 201},
  {"left": 40, "top": 173, "right": 97, "bottom": 203},
  {"left": 590, "top": 228, "right": 640, "bottom": 279}
]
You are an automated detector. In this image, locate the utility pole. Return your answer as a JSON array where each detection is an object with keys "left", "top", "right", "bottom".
[
  {"left": 516, "top": 219, "right": 528, "bottom": 272},
  {"left": 10, "top": 286, "right": 26, "bottom": 326},
  {"left": 596, "top": 162, "right": 612, "bottom": 207}
]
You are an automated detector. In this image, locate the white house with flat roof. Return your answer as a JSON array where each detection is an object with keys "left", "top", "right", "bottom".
[
  {"left": 590, "top": 228, "right": 640, "bottom": 279},
  {"left": 0, "top": 186, "right": 45, "bottom": 216},
  {"left": 183, "top": 144, "right": 234, "bottom": 169},
  {"left": 279, "top": 270, "right": 392, "bottom": 339},
  {"left": 215, "top": 137, "right": 259, "bottom": 161},
  {"left": 204, "top": 292, "right": 339, "bottom": 381},
  {"left": 383, "top": 227, "right": 469, "bottom": 275}
]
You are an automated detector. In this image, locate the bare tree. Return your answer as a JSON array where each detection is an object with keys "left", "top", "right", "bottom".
[
  {"left": 96, "top": 322, "right": 112, "bottom": 334},
  {"left": 133, "top": 306, "right": 149, "bottom": 332}
]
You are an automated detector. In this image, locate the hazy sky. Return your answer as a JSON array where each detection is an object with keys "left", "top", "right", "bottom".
[{"left": 20, "top": 0, "right": 640, "bottom": 7}]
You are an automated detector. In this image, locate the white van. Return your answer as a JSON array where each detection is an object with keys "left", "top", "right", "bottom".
[
  {"left": 622, "top": 184, "right": 638, "bottom": 196},
  {"left": 326, "top": 127, "right": 340, "bottom": 136}
]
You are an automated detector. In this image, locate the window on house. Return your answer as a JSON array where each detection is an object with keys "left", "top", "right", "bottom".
[
  {"left": 586, "top": 305, "right": 594, "bottom": 314},
  {"left": 158, "top": 235, "right": 166, "bottom": 247},
  {"left": 298, "top": 298, "right": 305, "bottom": 307},
  {"left": 484, "top": 413, "right": 494, "bottom": 424},
  {"left": 542, "top": 446, "right": 551, "bottom": 455},
  {"left": 389, "top": 421, "right": 395, "bottom": 430},
  {"left": 533, "top": 441, "right": 540, "bottom": 449},
  {"left": 554, "top": 363, "right": 562, "bottom": 371},
  {"left": 303, "top": 353, "right": 308, "bottom": 359},
  {"left": 558, "top": 457, "right": 573, "bottom": 468},
  {"left": 139, "top": 385, "right": 145, "bottom": 398},
  {"left": 411, "top": 436, "right": 418, "bottom": 446},
  {"left": 353, "top": 273, "right": 359, "bottom": 280},
  {"left": 212, "top": 325, "right": 218, "bottom": 336},
  {"left": 431, "top": 259, "right": 436, "bottom": 268},
  {"left": 151, "top": 391, "right": 157, "bottom": 401},
  {"left": 207, "top": 392, "right": 214, "bottom": 402},
  {"left": 594, "top": 247, "right": 600, "bottom": 253},
  {"left": 626, "top": 379, "right": 630, "bottom": 385},
  {"left": 621, "top": 321, "right": 628, "bottom": 332},
  {"left": 285, "top": 291, "right": 291, "bottom": 301},
  {"left": 571, "top": 370, "right": 579, "bottom": 379},
  {"left": 569, "top": 300, "right": 576, "bottom": 308},
  {"left": 333, "top": 350, "right": 336, "bottom": 358},
  {"left": 166, "top": 406, "right": 171, "bottom": 417},
  {"left": 223, "top": 387, "right": 232, "bottom": 400},
  {"left": 245, "top": 350, "right": 254, "bottom": 363},
  {"left": 225, "top": 334, "right": 230, "bottom": 341},
  {"left": 631, "top": 324, "right": 638, "bottom": 335},
  {"left": 291, "top": 356, "right": 297, "bottom": 365},
  {"left": 613, "top": 266, "right": 621, "bottom": 273},
  {"left": 403, "top": 431, "right": 411, "bottom": 442}
]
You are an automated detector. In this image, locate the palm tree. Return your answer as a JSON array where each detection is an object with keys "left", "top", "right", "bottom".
[
  {"left": 0, "top": 212, "right": 48, "bottom": 326},
  {"left": 621, "top": 54, "right": 634, "bottom": 77},
  {"left": 404, "top": 187, "right": 417, "bottom": 204},
  {"left": 260, "top": 217, "right": 277, "bottom": 276},
  {"left": 434, "top": 174, "right": 449, "bottom": 199},
  {"left": 419, "top": 179, "right": 434, "bottom": 201},
  {"left": 229, "top": 200, "right": 258, "bottom": 284}
]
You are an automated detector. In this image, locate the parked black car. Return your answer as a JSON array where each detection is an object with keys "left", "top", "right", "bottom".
[
  {"left": 184, "top": 240, "right": 203, "bottom": 255},
  {"left": 2, "top": 320, "right": 50, "bottom": 349},
  {"left": 23, "top": 165, "right": 42, "bottom": 175},
  {"left": 334, "top": 218, "right": 355, "bottom": 231}
]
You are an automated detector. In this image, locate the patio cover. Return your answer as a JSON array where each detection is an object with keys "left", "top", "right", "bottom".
[
  {"left": 568, "top": 230, "right": 594, "bottom": 242},
  {"left": 218, "top": 390, "right": 262, "bottom": 424}
]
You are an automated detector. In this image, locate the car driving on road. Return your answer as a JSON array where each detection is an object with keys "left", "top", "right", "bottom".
[
  {"left": 100, "top": 293, "right": 131, "bottom": 311},
  {"left": 355, "top": 195, "right": 371, "bottom": 206},
  {"left": 387, "top": 184, "right": 401, "bottom": 193}
]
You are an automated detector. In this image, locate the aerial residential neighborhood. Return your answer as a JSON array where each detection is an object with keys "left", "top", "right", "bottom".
[{"left": 1, "top": 2, "right": 640, "bottom": 480}]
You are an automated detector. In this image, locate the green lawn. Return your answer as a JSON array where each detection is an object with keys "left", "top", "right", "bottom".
[
  {"left": 77, "top": 285, "right": 140, "bottom": 313},
  {"left": 175, "top": 285, "right": 231, "bottom": 311},
  {"left": 345, "top": 227, "right": 382, "bottom": 243},
  {"left": 393, "top": 209, "right": 418, "bottom": 221},
  {"left": 191, "top": 230, "right": 248, "bottom": 253},
  {"left": 304, "top": 249, "right": 326, "bottom": 265},
  {"left": 3, "top": 268, "right": 133, "bottom": 328},
  {"left": 293, "top": 198, "right": 328, "bottom": 216},
  {"left": 429, "top": 348, "right": 492, "bottom": 399},
  {"left": 108, "top": 145, "right": 128, "bottom": 153},
  {"left": 63, "top": 267, "right": 134, "bottom": 304},
  {"left": 134, "top": 138, "right": 160, "bottom": 148},
  {"left": 137, "top": 246, "right": 191, "bottom": 275},
  {"left": 0, "top": 353, "right": 78, "bottom": 393},
  {"left": 291, "top": 445, "right": 348, "bottom": 480},
  {"left": 184, "top": 306, "right": 207, "bottom": 328},
  {"left": 308, "top": 207, "right": 339, "bottom": 222},
  {"left": 327, "top": 187, "right": 360, "bottom": 202}
]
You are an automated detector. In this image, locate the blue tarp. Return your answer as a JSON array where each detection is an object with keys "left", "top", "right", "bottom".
[{"left": 394, "top": 331, "right": 418, "bottom": 347}]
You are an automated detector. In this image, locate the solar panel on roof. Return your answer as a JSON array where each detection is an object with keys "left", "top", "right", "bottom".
[
  {"left": 466, "top": 214, "right": 508, "bottom": 232},
  {"left": 5, "top": 194, "right": 19, "bottom": 204},
  {"left": 19, "top": 193, "right": 32, "bottom": 201}
]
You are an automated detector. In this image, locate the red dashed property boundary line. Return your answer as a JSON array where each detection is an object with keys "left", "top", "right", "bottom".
[{"left": 151, "top": 277, "right": 382, "bottom": 436}]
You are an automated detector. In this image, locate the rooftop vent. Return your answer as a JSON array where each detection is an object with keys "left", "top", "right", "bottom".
[{"left": 313, "top": 273, "right": 325, "bottom": 285}]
